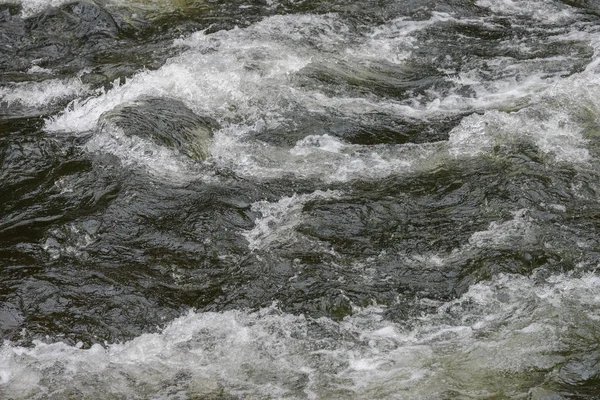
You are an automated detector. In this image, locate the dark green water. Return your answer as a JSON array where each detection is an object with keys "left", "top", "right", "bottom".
[{"left": 2, "top": 0, "right": 600, "bottom": 398}]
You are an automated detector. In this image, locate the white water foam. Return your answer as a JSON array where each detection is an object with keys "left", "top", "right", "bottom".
[
  {"left": 0, "top": 0, "right": 73, "bottom": 17},
  {"left": 468, "top": 209, "right": 536, "bottom": 250},
  {"left": 5, "top": 3, "right": 600, "bottom": 399},
  {"left": 41, "top": 8, "right": 600, "bottom": 181},
  {"left": 347, "top": 12, "right": 455, "bottom": 65},
  {"left": 0, "top": 0, "right": 206, "bottom": 18},
  {"left": 244, "top": 190, "right": 342, "bottom": 251},
  {"left": 46, "top": 14, "right": 334, "bottom": 133},
  {"left": 210, "top": 129, "right": 442, "bottom": 182},
  {"left": 475, "top": 0, "right": 575, "bottom": 22},
  {"left": 446, "top": 63, "right": 600, "bottom": 163},
  {"left": 0, "top": 78, "right": 89, "bottom": 109},
  {"left": 2, "top": 270, "right": 600, "bottom": 399},
  {"left": 26, "top": 65, "right": 53, "bottom": 75},
  {"left": 85, "top": 125, "right": 213, "bottom": 184}
]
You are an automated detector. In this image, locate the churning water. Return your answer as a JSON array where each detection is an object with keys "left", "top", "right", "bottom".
[{"left": 2, "top": 0, "right": 600, "bottom": 398}]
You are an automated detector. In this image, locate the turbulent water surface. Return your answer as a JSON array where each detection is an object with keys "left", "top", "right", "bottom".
[{"left": 2, "top": 0, "right": 600, "bottom": 398}]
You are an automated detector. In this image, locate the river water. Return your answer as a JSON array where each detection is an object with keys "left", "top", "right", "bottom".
[{"left": 2, "top": 0, "right": 600, "bottom": 398}]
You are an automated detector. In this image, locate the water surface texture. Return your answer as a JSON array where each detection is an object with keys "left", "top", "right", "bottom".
[{"left": 2, "top": 0, "right": 600, "bottom": 398}]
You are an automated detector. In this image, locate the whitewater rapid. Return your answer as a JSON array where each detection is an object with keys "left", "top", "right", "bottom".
[{"left": 2, "top": 0, "right": 600, "bottom": 398}]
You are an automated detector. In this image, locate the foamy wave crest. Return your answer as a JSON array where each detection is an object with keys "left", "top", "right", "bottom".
[
  {"left": 0, "top": 78, "right": 89, "bottom": 109},
  {"left": 245, "top": 190, "right": 343, "bottom": 251},
  {"left": 3, "top": 270, "right": 600, "bottom": 399}
]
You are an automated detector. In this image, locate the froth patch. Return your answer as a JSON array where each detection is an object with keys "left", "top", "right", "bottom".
[
  {"left": 475, "top": 0, "right": 575, "bottom": 22},
  {"left": 85, "top": 126, "right": 207, "bottom": 184},
  {"left": 3, "top": 270, "right": 600, "bottom": 398},
  {"left": 0, "top": 307, "right": 314, "bottom": 399},
  {"left": 448, "top": 107, "right": 590, "bottom": 163},
  {"left": 449, "top": 59, "right": 600, "bottom": 161},
  {"left": 46, "top": 14, "right": 339, "bottom": 134},
  {"left": 468, "top": 209, "right": 536, "bottom": 249},
  {"left": 0, "top": 0, "right": 73, "bottom": 17},
  {"left": 245, "top": 190, "right": 342, "bottom": 251},
  {"left": 0, "top": 78, "right": 89, "bottom": 109},
  {"left": 41, "top": 3, "right": 600, "bottom": 180},
  {"left": 211, "top": 131, "right": 440, "bottom": 182}
]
